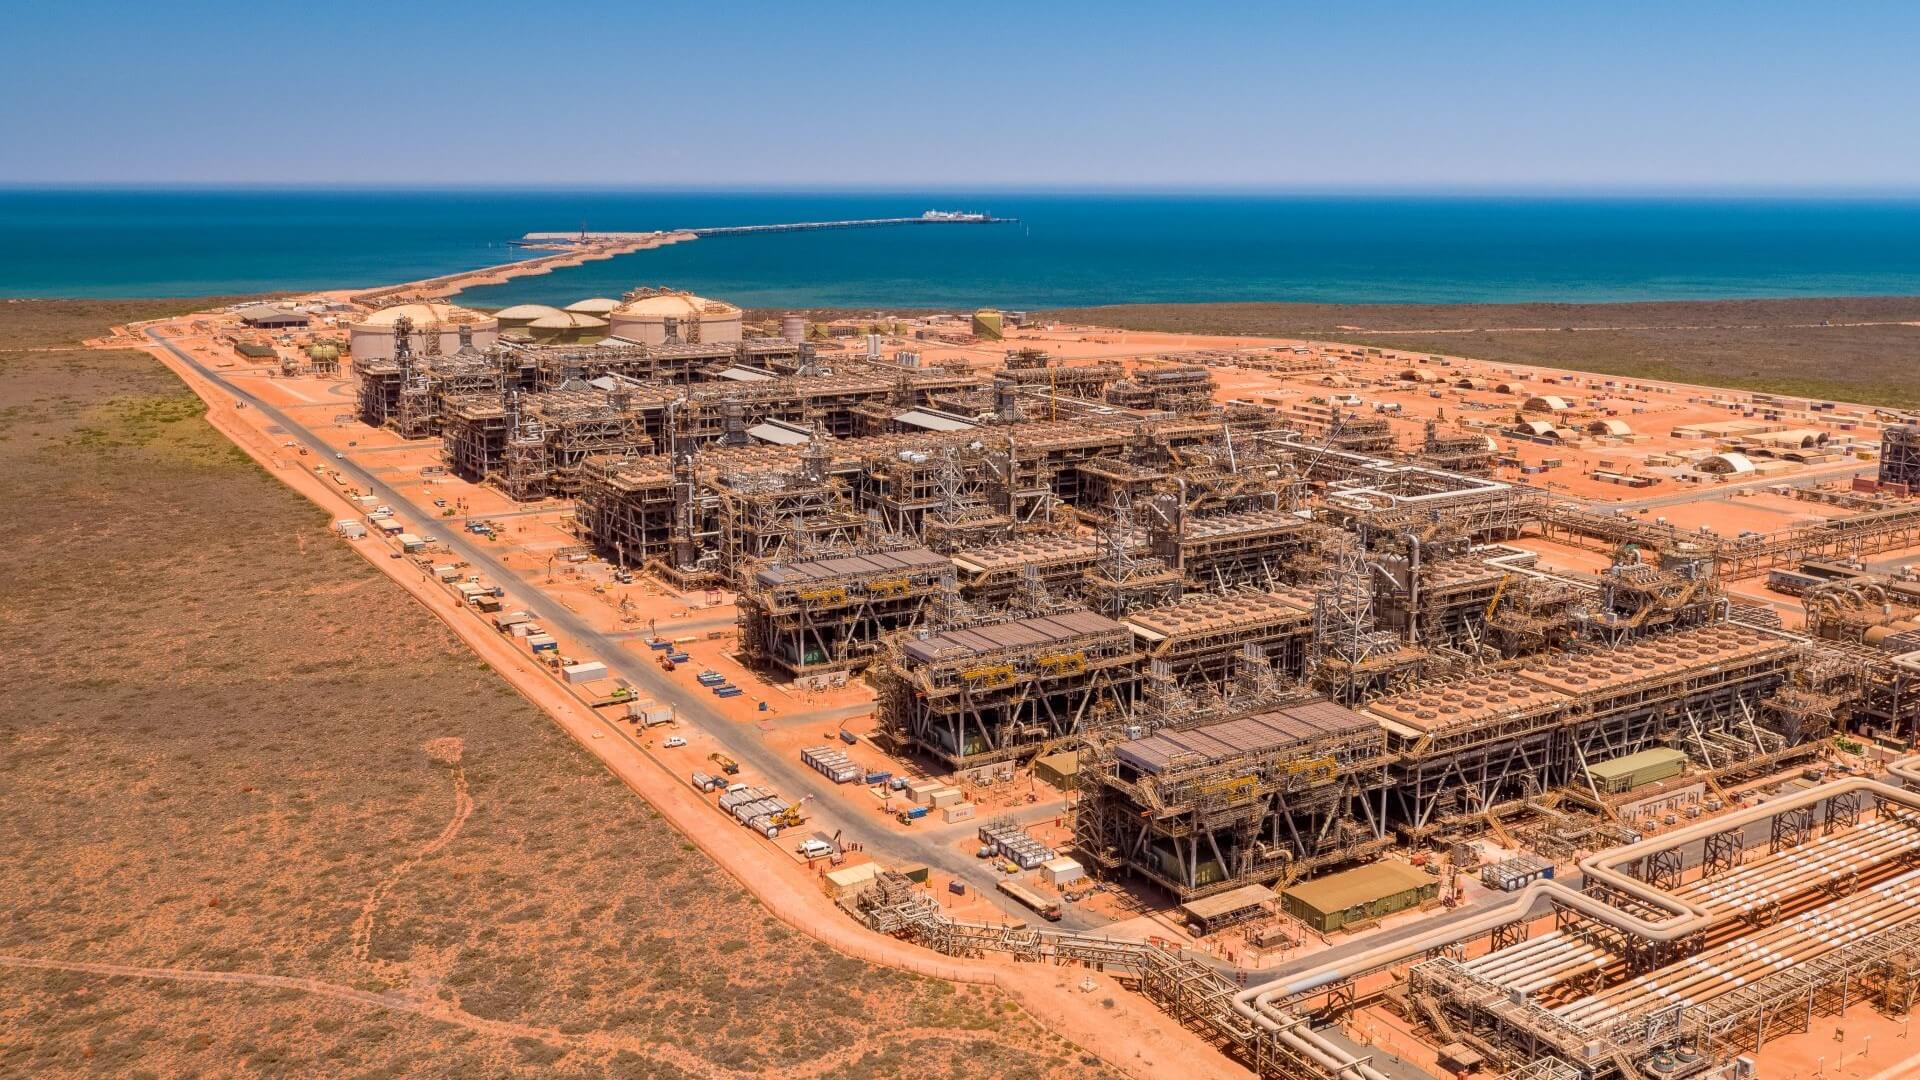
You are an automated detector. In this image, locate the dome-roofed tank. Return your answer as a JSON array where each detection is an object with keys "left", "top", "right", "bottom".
[
  {"left": 347, "top": 301, "right": 497, "bottom": 361},
  {"left": 493, "top": 303, "right": 567, "bottom": 331},
  {"left": 526, "top": 312, "right": 609, "bottom": 345},
  {"left": 607, "top": 287, "right": 742, "bottom": 346},
  {"left": 564, "top": 297, "right": 620, "bottom": 315}
]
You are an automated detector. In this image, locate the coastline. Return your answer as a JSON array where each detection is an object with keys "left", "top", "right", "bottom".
[{"left": 350, "top": 229, "right": 695, "bottom": 304}]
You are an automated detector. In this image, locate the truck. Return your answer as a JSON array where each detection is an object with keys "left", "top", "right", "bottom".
[
  {"left": 896, "top": 805, "right": 928, "bottom": 824},
  {"left": 708, "top": 753, "right": 740, "bottom": 776},
  {"left": 997, "top": 879, "right": 1063, "bottom": 921}
]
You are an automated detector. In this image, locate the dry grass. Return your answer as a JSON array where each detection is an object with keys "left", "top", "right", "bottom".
[
  {"left": 0, "top": 300, "right": 1114, "bottom": 1079},
  {"left": 1046, "top": 297, "right": 1920, "bottom": 409}
]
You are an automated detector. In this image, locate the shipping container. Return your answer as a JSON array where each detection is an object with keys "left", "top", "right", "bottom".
[
  {"left": 801, "top": 746, "right": 861, "bottom": 784},
  {"left": 1481, "top": 855, "right": 1555, "bottom": 892}
]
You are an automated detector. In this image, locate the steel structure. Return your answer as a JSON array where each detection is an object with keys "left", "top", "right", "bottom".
[
  {"left": 1124, "top": 588, "right": 1318, "bottom": 689},
  {"left": 736, "top": 547, "right": 953, "bottom": 679},
  {"left": 875, "top": 610, "right": 1142, "bottom": 769},
  {"left": 1079, "top": 699, "right": 1391, "bottom": 899},
  {"left": 1879, "top": 424, "right": 1920, "bottom": 491}
]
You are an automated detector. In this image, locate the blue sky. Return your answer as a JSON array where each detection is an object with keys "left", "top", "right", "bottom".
[{"left": 5, "top": 1, "right": 1916, "bottom": 190}]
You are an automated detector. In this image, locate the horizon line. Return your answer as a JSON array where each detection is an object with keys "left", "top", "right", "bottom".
[{"left": 5, "top": 181, "right": 1920, "bottom": 200}]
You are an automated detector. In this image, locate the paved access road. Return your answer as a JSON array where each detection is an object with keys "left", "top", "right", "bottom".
[{"left": 147, "top": 329, "right": 1064, "bottom": 926}]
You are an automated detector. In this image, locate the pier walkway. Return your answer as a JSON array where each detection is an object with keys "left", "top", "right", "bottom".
[{"left": 521, "top": 213, "right": 1015, "bottom": 244}]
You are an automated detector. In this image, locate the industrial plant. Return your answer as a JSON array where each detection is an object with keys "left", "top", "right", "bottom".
[{"left": 300, "top": 283, "right": 1920, "bottom": 1080}]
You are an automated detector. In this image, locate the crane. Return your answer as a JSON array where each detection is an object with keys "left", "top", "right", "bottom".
[{"left": 1484, "top": 573, "right": 1514, "bottom": 622}]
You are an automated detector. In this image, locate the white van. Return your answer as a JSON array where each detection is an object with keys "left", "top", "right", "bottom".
[{"left": 796, "top": 839, "right": 834, "bottom": 860}]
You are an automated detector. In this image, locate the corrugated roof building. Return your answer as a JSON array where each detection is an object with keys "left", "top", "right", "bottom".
[{"left": 1281, "top": 861, "right": 1439, "bottom": 933}]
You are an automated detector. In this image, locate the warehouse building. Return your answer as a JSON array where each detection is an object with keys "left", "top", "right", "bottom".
[
  {"left": 1585, "top": 746, "right": 1688, "bottom": 795},
  {"left": 235, "top": 304, "right": 309, "bottom": 328},
  {"left": 1280, "top": 860, "right": 1438, "bottom": 933}
]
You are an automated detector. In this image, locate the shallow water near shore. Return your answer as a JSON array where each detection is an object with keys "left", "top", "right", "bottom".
[{"left": 6, "top": 189, "right": 1920, "bottom": 306}]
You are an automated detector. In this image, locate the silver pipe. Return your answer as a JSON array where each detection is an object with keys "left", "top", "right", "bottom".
[{"left": 1240, "top": 756, "right": 1920, "bottom": 1025}]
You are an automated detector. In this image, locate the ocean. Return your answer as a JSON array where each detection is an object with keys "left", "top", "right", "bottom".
[{"left": 5, "top": 189, "right": 1920, "bottom": 308}]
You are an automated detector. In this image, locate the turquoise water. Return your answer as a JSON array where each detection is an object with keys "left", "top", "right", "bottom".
[{"left": 5, "top": 189, "right": 1920, "bottom": 306}]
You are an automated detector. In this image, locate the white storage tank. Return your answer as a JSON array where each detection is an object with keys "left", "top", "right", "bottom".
[
  {"left": 607, "top": 288, "right": 742, "bottom": 346},
  {"left": 492, "top": 303, "right": 566, "bottom": 334},
  {"left": 348, "top": 301, "right": 498, "bottom": 362},
  {"left": 526, "top": 311, "right": 608, "bottom": 345}
]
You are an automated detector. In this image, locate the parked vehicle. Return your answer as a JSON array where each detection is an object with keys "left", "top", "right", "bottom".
[
  {"left": 661, "top": 736, "right": 686, "bottom": 749},
  {"left": 998, "top": 879, "right": 1063, "bottom": 921}
]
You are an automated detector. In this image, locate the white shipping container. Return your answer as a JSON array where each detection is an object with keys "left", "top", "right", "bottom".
[
  {"left": 562, "top": 661, "right": 608, "bottom": 683},
  {"left": 942, "top": 802, "right": 976, "bottom": 823}
]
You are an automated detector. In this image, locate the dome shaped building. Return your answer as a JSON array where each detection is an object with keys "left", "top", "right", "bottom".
[
  {"left": 606, "top": 289, "right": 742, "bottom": 346},
  {"left": 347, "top": 302, "right": 497, "bottom": 361}
]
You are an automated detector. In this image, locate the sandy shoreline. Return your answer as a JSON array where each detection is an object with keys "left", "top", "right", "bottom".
[{"left": 350, "top": 230, "right": 695, "bottom": 305}]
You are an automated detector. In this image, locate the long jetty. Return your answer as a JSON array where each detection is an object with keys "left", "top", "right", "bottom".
[{"left": 520, "top": 213, "right": 1016, "bottom": 245}]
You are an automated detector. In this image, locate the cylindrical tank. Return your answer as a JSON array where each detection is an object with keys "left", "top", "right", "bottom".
[
  {"left": 607, "top": 289, "right": 742, "bottom": 346},
  {"left": 564, "top": 297, "right": 620, "bottom": 316},
  {"left": 493, "top": 304, "right": 566, "bottom": 333},
  {"left": 781, "top": 314, "right": 807, "bottom": 343},
  {"left": 526, "top": 312, "right": 609, "bottom": 345},
  {"left": 346, "top": 302, "right": 498, "bottom": 361}
]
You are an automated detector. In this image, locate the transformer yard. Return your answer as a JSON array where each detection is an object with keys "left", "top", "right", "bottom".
[{"left": 127, "top": 287, "right": 1920, "bottom": 1080}]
